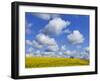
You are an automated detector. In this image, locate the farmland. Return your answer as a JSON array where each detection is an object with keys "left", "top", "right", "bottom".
[{"left": 25, "top": 56, "right": 89, "bottom": 68}]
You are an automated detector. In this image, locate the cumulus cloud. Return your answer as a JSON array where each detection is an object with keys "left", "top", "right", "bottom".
[
  {"left": 64, "top": 50, "right": 77, "bottom": 55},
  {"left": 26, "top": 39, "right": 43, "bottom": 49},
  {"left": 35, "top": 50, "right": 41, "bottom": 54},
  {"left": 67, "top": 30, "right": 84, "bottom": 44},
  {"left": 26, "top": 33, "right": 60, "bottom": 51},
  {"left": 25, "top": 21, "right": 33, "bottom": 34},
  {"left": 26, "top": 29, "right": 32, "bottom": 34},
  {"left": 58, "top": 52, "right": 63, "bottom": 55},
  {"left": 36, "top": 33, "right": 57, "bottom": 45},
  {"left": 32, "top": 40, "right": 43, "bottom": 49},
  {"left": 34, "top": 13, "right": 60, "bottom": 20},
  {"left": 80, "top": 51, "right": 89, "bottom": 59},
  {"left": 63, "top": 29, "right": 71, "bottom": 34},
  {"left": 26, "top": 54, "right": 32, "bottom": 57},
  {"left": 66, "top": 50, "right": 72, "bottom": 55},
  {"left": 26, "top": 47, "right": 34, "bottom": 54},
  {"left": 26, "top": 40, "right": 32, "bottom": 46},
  {"left": 61, "top": 45, "right": 66, "bottom": 51},
  {"left": 36, "top": 33, "right": 59, "bottom": 52},
  {"left": 47, "top": 44, "right": 59, "bottom": 52},
  {"left": 28, "top": 47, "right": 34, "bottom": 53},
  {"left": 85, "top": 47, "right": 89, "bottom": 52},
  {"left": 43, "top": 18, "right": 70, "bottom": 35},
  {"left": 25, "top": 21, "right": 32, "bottom": 28}
]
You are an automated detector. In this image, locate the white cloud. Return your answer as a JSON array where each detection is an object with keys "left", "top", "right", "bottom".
[
  {"left": 61, "top": 45, "right": 66, "bottom": 51},
  {"left": 26, "top": 39, "right": 43, "bottom": 49},
  {"left": 36, "top": 33, "right": 59, "bottom": 52},
  {"left": 26, "top": 54, "right": 33, "bottom": 57},
  {"left": 25, "top": 21, "right": 33, "bottom": 34},
  {"left": 35, "top": 50, "right": 41, "bottom": 54},
  {"left": 43, "top": 18, "right": 70, "bottom": 35},
  {"left": 25, "top": 21, "right": 32, "bottom": 28},
  {"left": 36, "top": 13, "right": 51, "bottom": 20},
  {"left": 32, "top": 40, "right": 43, "bottom": 49},
  {"left": 80, "top": 51, "right": 89, "bottom": 59},
  {"left": 26, "top": 40, "right": 32, "bottom": 46},
  {"left": 36, "top": 33, "right": 57, "bottom": 45},
  {"left": 43, "top": 52, "right": 51, "bottom": 55},
  {"left": 47, "top": 44, "right": 59, "bottom": 52},
  {"left": 27, "top": 23, "right": 32, "bottom": 28},
  {"left": 26, "top": 47, "right": 34, "bottom": 55},
  {"left": 67, "top": 30, "right": 84, "bottom": 44},
  {"left": 26, "top": 28, "right": 31, "bottom": 34},
  {"left": 64, "top": 50, "right": 77, "bottom": 55},
  {"left": 34, "top": 13, "right": 60, "bottom": 20},
  {"left": 58, "top": 52, "right": 63, "bottom": 55},
  {"left": 64, "top": 50, "right": 72, "bottom": 55},
  {"left": 28, "top": 47, "right": 34, "bottom": 53},
  {"left": 85, "top": 47, "right": 89, "bottom": 52},
  {"left": 63, "top": 29, "right": 71, "bottom": 34}
]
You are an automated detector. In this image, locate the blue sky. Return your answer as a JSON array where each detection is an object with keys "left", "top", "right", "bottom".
[{"left": 25, "top": 12, "right": 89, "bottom": 59}]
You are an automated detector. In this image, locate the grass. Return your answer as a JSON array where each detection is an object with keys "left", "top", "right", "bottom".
[{"left": 25, "top": 56, "right": 89, "bottom": 68}]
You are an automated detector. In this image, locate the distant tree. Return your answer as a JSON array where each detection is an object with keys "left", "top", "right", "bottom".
[{"left": 70, "top": 56, "right": 74, "bottom": 59}]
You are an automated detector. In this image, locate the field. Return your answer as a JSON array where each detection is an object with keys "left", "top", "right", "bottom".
[{"left": 25, "top": 56, "right": 89, "bottom": 68}]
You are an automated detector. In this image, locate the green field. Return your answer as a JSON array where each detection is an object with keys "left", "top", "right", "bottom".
[{"left": 25, "top": 56, "right": 89, "bottom": 68}]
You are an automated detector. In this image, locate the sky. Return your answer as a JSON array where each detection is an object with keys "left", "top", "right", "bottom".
[{"left": 25, "top": 12, "right": 90, "bottom": 59}]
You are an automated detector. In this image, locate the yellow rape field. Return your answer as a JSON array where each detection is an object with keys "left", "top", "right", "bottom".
[{"left": 25, "top": 56, "right": 89, "bottom": 68}]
